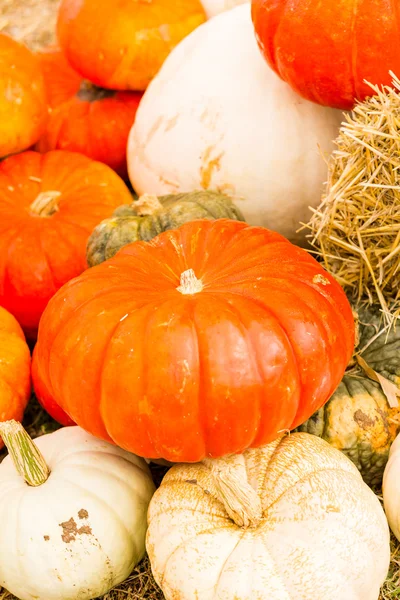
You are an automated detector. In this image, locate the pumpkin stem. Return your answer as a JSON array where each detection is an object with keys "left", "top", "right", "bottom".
[
  {"left": 133, "top": 194, "right": 164, "bottom": 216},
  {"left": 77, "top": 80, "right": 115, "bottom": 102},
  {"left": 203, "top": 457, "right": 262, "bottom": 528},
  {"left": 0, "top": 420, "right": 50, "bottom": 486},
  {"left": 177, "top": 269, "right": 203, "bottom": 295},
  {"left": 30, "top": 191, "right": 62, "bottom": 217}
]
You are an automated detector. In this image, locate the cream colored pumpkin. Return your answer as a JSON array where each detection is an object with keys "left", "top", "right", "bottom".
[
  {"left": 127, "top": 5, "right": 342, "bottom": 244},
  {"left": 0, "top": 422, "right": 155, "bottom": 600},
  {"left": 147, "top": 433, "right": 390, "bottom": 600},
  {"left": 383, "top": 433, "right": 400, "bottom": 541},
  {"left": 201, "top": 0, "right": 249, "bottom": 17}
]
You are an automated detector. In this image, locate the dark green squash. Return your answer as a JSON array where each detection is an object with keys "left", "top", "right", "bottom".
[
  {"left": 296, "top": 305, "right": 400, "bottom": 487},
  {"left": 86, "top": 190, "right": 245, "bottom": 267}
]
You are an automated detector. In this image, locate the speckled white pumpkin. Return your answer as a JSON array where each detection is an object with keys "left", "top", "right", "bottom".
[
  {"left": 383, "top": 433, "right": 400, "bottom": 541},
  {"left": 0, "top": 423, "right": 156, "bottom": 600},
  {"left": 127, "top": 5, "right": 342, "bottom": 244},
  {"left": 201, "top": 0, "right": 249, "bottom": 17},
  {"left": 147, "top": 433, "right": 390, "bottom": 600}
]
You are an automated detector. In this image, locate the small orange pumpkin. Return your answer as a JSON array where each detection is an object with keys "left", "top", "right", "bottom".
[
  {"left": 0, "top": 306, "right": 31, "bottom": 447},
  {"left": 251, "top": 0, "right": 400, "bottom": 110},
  {"left": 36, "top": 50, "right": 142, "bottom": 178},
  {"left": 0, "top": 150, "right": 132, "bottom": 340},
  {"left": 0, "top": 34, "right": 47, "bottom": 158},
  {"left": 57, "top": 0, "right": 207, "bottom": 91}
]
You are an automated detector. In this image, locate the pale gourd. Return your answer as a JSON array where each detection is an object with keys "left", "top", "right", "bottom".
[
  {"left": 383, "top": 433, "right": 400, "bottom": 541},
  {"left": 201, "top": 0, "right": 249, "bottom": 17},
  {"left": 127, "top": 5, "right": 342, "bottom": 244},
  {"left": 147, "top": 433, "right": 390, "bottom": 600},
  {"left": 0, "top": 422, "right": 155, "bottom": 600}
]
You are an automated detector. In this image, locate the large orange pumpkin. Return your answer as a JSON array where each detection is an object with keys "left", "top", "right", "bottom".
[
  {"left": 36, "top": 50, "right": 143, "bottom": 178},
  {"left": 32, "top": 219, "right": 354, "bottom": 462},
  {"left": 251, "top": 0, "right": 400, "bottom": 109},
  {"left": 0, "top": 150, "right": 132, "bottom": 340},
  {"left": 57, "top": 0, "right": 207, "bottom": 91},
  {"left": 0, "top": 34, "right": 47, "bottom": 158},
  {"left": 0, "top": 306, "right": 31, "bottom": 448}
]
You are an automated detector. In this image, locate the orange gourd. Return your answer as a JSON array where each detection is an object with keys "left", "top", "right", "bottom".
[
  {"left": 33, "top": 219, "right": 354, "bottom": 462},
  {"left": 0, "top": 306, "right": 31, "bottom": 447},
  {"left": 0, "top": 34, "right": 47, "bottom": 158},
  {"left": 251, "top": 0, "right": 400, "bottom": 110},
  {"left": 57, "top": 0, "right": 207, "bottom": 91},
  {"left": 0, "top": 150, "right": 132, "bottom": 340},
  {"left": 37, "top": 50, "right": 142, "bottom": 178}
]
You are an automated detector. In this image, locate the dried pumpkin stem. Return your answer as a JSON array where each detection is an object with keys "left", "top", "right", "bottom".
[
  {"left": 203, "top": 457, "right": 262, "bottom": 528},
  {"left": 177, "top": 268, "right": 203, "bottom": 295},
  {"left": 0, "top": 420, "right": 50, "bottom": 486},
  {"left": 30, "top": 190, "right": 61, "bottom": 217},
  {"left": 133, "top": 194, "right": 164, "bottom": 216},
  {"left": 77, "top": 80, "right": 115, "bottom": 102}
]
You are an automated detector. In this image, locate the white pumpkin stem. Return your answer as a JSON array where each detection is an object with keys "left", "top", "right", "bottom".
[
  {"left": 203, "top": 457, "right": 262, "bottom": 528},
  {"left": 177, "top": 269, "right": 203, "bottom": 295},
  {"left": 30, "top": 191, "right": 61, "bottom": 217},
  {"left": 0, "top": 420, "right": 50, "bottom": 486},
  {"left": 134, "top": 194, "right": 164, "bottom": 216}
]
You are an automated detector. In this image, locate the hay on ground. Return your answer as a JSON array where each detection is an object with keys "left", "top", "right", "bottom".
[
  {"left": 303, "top": 74, "right": 400, "bottom": 327},
  {"left": 381, "top": 535, "right": 400, "bottom": 600}
]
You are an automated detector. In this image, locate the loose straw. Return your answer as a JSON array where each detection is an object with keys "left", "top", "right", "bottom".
[{"left": 301, "top": 73, "right": 400, "bottom": 327}]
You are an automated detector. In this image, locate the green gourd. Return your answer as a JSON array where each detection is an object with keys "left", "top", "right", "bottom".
[
  {"left": 87, "top": 190, "right": 245, "bottom": 267},
  {"left": 296, "top": 306, "right": 400, "bottom": 488}
]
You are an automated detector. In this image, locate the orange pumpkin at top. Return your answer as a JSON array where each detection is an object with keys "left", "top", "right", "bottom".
[
  {"left": 57, "top": 0, "right": 207, "bottom": 91},
  {"left": 251, "top": 0, "right": 400, "bottom": 110},
  {"left": 0, "top": 34, "right": 47, "bottom": 158},
  {"left": 32, "top": 219, "right": 354, "bottom": 463},
  {"left": 0, "top": 150, "right": 132, "bottom": 340},
  {"left": 36, "top": 49, "right": 142, "bottom": 178}
]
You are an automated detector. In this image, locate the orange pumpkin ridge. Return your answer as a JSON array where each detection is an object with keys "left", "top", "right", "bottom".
[{"left": 33, "top": 219, "right": 355, "bottom": 463}]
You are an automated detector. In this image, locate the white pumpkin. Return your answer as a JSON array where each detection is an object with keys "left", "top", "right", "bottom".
[
  {"left": 383, "top": 432, "right": 400, "bottom": 540},
  {"left": 147, "top": 433, "right": 390, "bottom": 600},
  {"left": 127, "top": 5, "right": 343, "bottom": 244},
  {"left": 0, "top": 422, "right": 155, "bottom": 600},
  {"left": 201, "top": 0, "right": 249, "bottom": 17}
]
